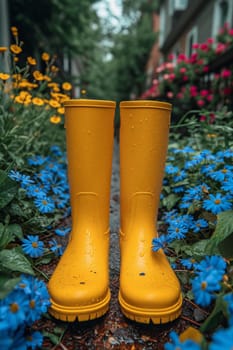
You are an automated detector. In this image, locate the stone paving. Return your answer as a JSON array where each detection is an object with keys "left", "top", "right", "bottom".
[{"left": 109, "top": 141, "right": 120, "bottom": 275}]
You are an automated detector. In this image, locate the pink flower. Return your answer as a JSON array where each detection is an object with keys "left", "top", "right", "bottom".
[
  {"left": 203, "top": 65, "right": 209, "bottom": 73},
  {"left": 177, "top": 92, "right": 184, "bottom": 99},
  {"left": 200, "top": 89, "right": 209, "bottom": 97},
  {"left": 221, "top": 69, "right": 231, "bottom": 78},
  {"left": 169, "top": 73, "right": 175, "bottom": 81},
  {"left": 200, "top": 115, "right": 206, "bottom": 122},
  {"left": 192, "top": 43, "right": 199, "bottom": 49},
  {"left": 207, "top": 94, "right": 213, "bottom": 102},
  {"left": 167, "top": 91, "right": 174, "bottom": 98},
  {"left": 182, "top": 75, "right": 188, "bottom": 81},
  {"left": 197, "top": 99, "right": 205, "bottom": 107},
  {"left": 215, "top": 43, "right": 227, "bottom": 54},
  {"left": 190, "top": 85, "right": 198, "bottom": 97},
  {"left": 168, "top": 53, "right": 175, "bottom": 61},
  {"left": 207, "top": 38, "right": 214, "bottom": 44},
  {"left": 165, "top": 62, "right": 175, "bottom": 70},
  {"left": 163, "top": 73, "right": 170, "bottom": 80},
  {"left": 229, "top": 29, "right": 233, "bottom": 36},
  {"left": 179, "top": 67, "right": 187, "bottom": 74},
  {"left": 200, "top": 43, "right": 209, "bottom": 51}
]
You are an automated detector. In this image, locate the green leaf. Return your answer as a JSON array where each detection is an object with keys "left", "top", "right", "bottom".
[
  {"left": 162, "top": 193, "right": 180, "bottom": 210},
  {"left": 6, "top": 224, "right": 23, "bottom": 239},
  {"left": 0, "top": 248, "right": 34, "bottom": 275},
  {"left": 0, "top": 223, "right": 14, "bottom": 249},
  {"left": 191, "top": 239, "right": 216, "bottom": 258},
  {"left": 0, "top": 275, "right": 20, "bottom": 299},
  {"left": 201, "top": 295, "right": 228, "bottom": 332},
  {"left": 218, "top": 232, "right": 233, "bottom": 258},
  {"left": 208, "top": 210, "right": 233, "bottom": 257},
  {"left": 0, "top": 170, "right": 18, "bottom": 209}
]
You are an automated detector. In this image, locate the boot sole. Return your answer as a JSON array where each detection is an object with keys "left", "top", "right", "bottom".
[
  {"left": 49, "top": 289, "right": 111, "bottom": 322},
  {"left": 118, "top": 292, "right": 182, "bottom": 324}
]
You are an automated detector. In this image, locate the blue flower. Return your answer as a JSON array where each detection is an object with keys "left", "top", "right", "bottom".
[
  {"left": 191, "top": 270, "right": 221, "bottom": 307},
  {"left": 28, "top": 155, "right": 48, "bottom": 166},
  {"left": 167, "top": 216, "right": 191, "bottom": 240},
  {"left": 26, "top": 184, "right": 47, "bottom": 199},
  {"left": 165, "top": 331, "right": 201, "bottom": 350},
  {"left": 173, "top": 185, "right": 186, "bottom": 193},
  {"left": 8, "top": 170, "right": 22, "bottom": 182},
  {"left": 173, "top": 170, "right": 187, "bottom": 182},
  {"left": 19, "top": 174, "right": 35, "bottom": 188},
  {"left": 208, "top": 166, "right": 233, "bottom": 182},
  {"left": 0, "top": 290, "right": 28, "bottom": 331},
  {"left": 54, "top": 227, "right": 71, "bottom": 236},
  {"left": 209, "top": 326, "right": 233, "bottom": 350},
  {"left": 200, "top": 163, "right": 216, "bottom": 175},
  {"left": 50, "top": 145, "right": 63, "bottom": 156},
  {"left": 26, "top": 331, "right": 43, "bottom": 350},
  {"left": 165, "top": 164, "right": 179, "bottom": 175},
  {"left": 195, "top": 255, "right": 227, "bottom": 277},
  {"left": 49, "top": 238, "right": 65, "bottom": 256},
  {"left": 224, "top": 293, "right": 233, "bottom": 326},
  {"left": 34, "top": 196, "right": 55, "bottom": 213},
  {"left": 172, "top": 146, "right": 194, "bottom": 154},
  {"left": 152, "top": 234, "right": 173, "bottom": 252},
  {"left": 180, "top": 184, "right": 209, "bottom": 209},
  {"left": 221, "top": 177, "right": 233, "bottom": 194},
  {"left": 203, "top": 193, "right": 232, "bottom": 214},
  {"left": 180, "top": 258, "right": 197, "bottom": 270},
  {"left": 190, "top": 218, "right": 208, "bottom": 233},
  {"left": 22, "top": 235, "right": 44, "bottom": 258}
]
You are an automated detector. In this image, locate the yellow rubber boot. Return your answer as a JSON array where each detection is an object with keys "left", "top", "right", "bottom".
[
  {"left": 48, "top": 99, "right": 115, "bottom": 322},
  {"left": 118, "top": 100, "right": 182, "bottom": 324}
]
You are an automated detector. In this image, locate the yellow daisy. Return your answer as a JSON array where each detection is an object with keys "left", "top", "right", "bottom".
[
  {"left": 41, "top": 52, "right": 50, "bottom": 61},
  {"left": 49, "top": 99, "right": 61, "bottom": 108},
  {"left": 27, "top": 56, "right": 37, "bottom": 65},
  {"left": 0, "top": 73, "right": 10, "bottom": 80},
  {"left": 50, "top": 115, "right": 61, "bottom": 124},
  {"left": 32, "top": 97, "right": 44, "bottom": 106},
  {"left": 62, "top": 82, "right": 72, "bottom": 91},
  {"left": 10, "top": 44, "right": 22, "bottom": 54}
]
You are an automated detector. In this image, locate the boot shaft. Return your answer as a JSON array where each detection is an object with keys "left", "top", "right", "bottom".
[
  {"left": 64, "top": 99, "right": 116, "bottom": 233},
  {"left": 119, "top": 100, "right": 171, "bottom": 233}
]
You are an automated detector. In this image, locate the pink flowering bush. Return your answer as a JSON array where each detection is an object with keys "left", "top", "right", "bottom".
[{"left": 142, "top": 23, "right": 233, "bottom": 121}]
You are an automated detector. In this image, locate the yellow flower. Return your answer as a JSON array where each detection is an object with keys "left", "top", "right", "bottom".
[
  {"left": 11, "top": 26, "right": 18, "bottom": 36},
  {"left": 0, "top": 47, "right": 7, "bottom": 53},
  {"left": 49, "top": 99, "right": 61, "bottom": 108},
  {"left": 51, "top": 65, "right": 59, "bottom": 73},
  {"left": 0, "top": 73, "right": 10, "bottom": 80},
  {"left": 50, "top": 115, "right": 61, "bottom": 124},
  {"left": 57, "top": 107, "right": 65, "bottom": 114},
  {"left": 32, "top": 97, "right": 44, "bottom": 106},
  {"left": 33, "top": 70, "right": 44, "bottom": 81},
  {"left": 62, "top": 82, "right": 72, "bottom": 91},
  {"left": 10, "top": 44, "right": 22, "bottom": 54},
  {"left": 15, "top": 95, "right": 25, "bottom": 104},
  {"left": 43, "top": 75, "right": 52, "bottom": 82},
  {"left": 81, "top": 89, "right": 86, "bottom": 95},
  {"left": 14, "top": 57, "right": 19, "bottom": 62},
  {"left": 27, "top": 56, "right": 37, "bottom": 65},
  {"left": 41, "top": 52, "right": 50, "bottom": 61}
]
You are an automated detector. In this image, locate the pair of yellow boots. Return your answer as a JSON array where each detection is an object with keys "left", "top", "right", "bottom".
[{"left": 48, "top": 99, "right": 182, "bottom": 324}]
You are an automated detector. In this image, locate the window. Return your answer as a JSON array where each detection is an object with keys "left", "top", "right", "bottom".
[
  {"left": 186, "top": 26, "right": 198, "bottom": 57},
  {"left": 212, "top": 0, "right": 233, "bottom": 37},
  {"left": 159, "top": 4, "right": 166, "bottom": 46}
]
